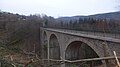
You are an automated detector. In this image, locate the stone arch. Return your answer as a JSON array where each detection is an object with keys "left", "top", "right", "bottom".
[
  {"left": 65, "top": 38, "right": 104, "bottom": 58},
  {"left": 49, "top": 34, "right": 60, "bottom": 60},
  {"left": 43, "top": 31, "right": 48, "bottom": 59},
  {"left": 65, "top": 39, "right": 103, "bottom": 67},
  {"left": 43, "top": 31, "right": 47, "bottom": 41}
]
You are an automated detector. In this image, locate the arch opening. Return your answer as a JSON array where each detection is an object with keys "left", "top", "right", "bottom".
[
  {"left": 65, "top": 41, "right": 102, "bottom": 67},
  {"left": 43, "top": 31, "right": 48, "bottom": 59},
  {"left": 49, "top": 34, "right": 60, "bottom": 67},
  {"left": 49, "top": 34, "right": 60, "bottom": 60}
]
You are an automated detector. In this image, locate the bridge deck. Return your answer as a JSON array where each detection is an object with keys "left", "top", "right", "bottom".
[{"left": 43, "top": 28, "right": 120, "bottom": 43}]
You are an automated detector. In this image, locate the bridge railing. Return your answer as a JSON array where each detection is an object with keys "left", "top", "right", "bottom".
[
  {"left": 43, "top": 27, "right": 120, "bottom": 39},
  {"left": 56, "top": 28, "right": 120, "bottom": 39}
]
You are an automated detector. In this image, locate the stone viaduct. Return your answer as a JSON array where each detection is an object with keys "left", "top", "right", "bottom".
[{"left": 40, "top": 27, "right": 120, "bottom": 67}]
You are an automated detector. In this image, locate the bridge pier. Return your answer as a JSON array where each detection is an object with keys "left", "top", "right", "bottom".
[
  {"left": 61, "top": 63, "right": 65, "bottom": 67},
  {"left": 47, "top": 37, "right": 50, "bottom": 67}
]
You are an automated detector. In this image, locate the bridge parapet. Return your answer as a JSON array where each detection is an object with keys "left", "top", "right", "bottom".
[{"left": 42, "top": 28, "right": 120, "bottom": 43}]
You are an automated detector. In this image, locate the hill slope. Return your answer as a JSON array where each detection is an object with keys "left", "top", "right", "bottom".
[{"left": 58, "top": 11, "right": 120, "bottom": 21}]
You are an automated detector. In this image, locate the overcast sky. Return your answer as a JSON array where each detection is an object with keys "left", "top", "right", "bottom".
[{"left": 0, "top": 0, "right": 119, "bottom": 18}]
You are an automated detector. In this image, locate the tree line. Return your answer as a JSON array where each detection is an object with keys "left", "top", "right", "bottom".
[{"left": 44, "top": 17, "right": 120, "bottom": 34}]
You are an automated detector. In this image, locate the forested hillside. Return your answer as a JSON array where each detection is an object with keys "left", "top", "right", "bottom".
[{"left": 0, "top": 11, "right": 45, "bottom": 67}]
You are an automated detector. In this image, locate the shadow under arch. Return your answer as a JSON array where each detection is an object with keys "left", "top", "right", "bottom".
[
  {"left": 65, "top": 41, "right": 103, "bottom": 67},
  {"left": 43, "top": 31, "right": 48, "bottom": 59},
  {"left": 49, "top": 34, "right": 60, "bottom": 59},
  {"left": 49, "top": 34, "right": 61, "bottom": 67}
]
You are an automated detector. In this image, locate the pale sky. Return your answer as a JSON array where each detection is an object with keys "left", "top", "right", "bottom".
[{"left": 0, "top": 0, "right": 119, "bottom": 18}]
